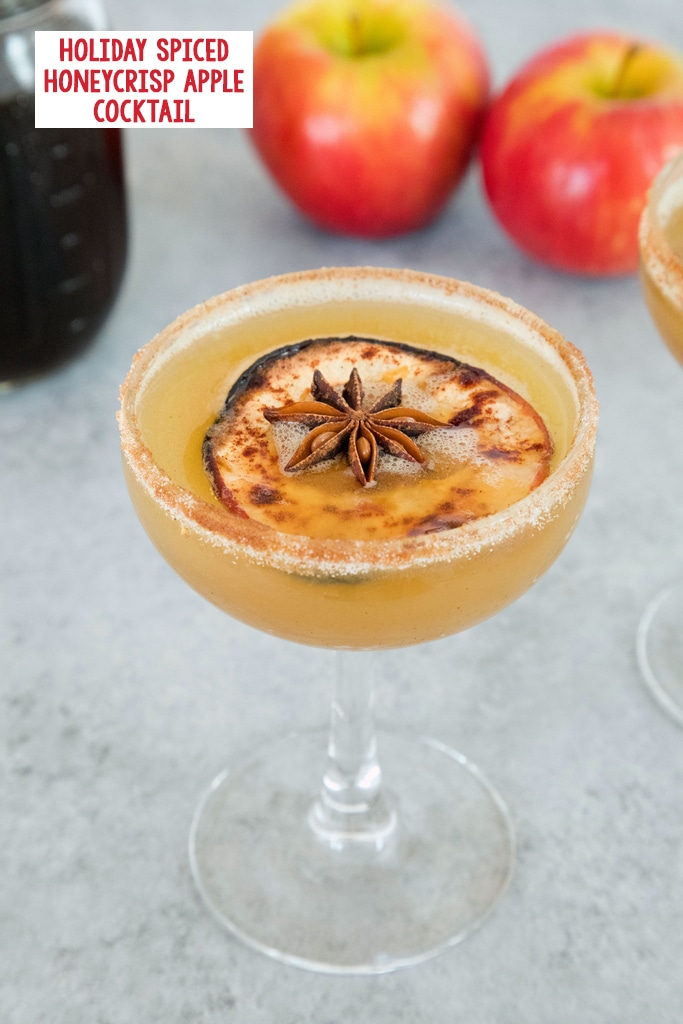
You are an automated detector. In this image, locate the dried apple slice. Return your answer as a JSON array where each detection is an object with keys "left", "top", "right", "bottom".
[{"left": 203, "top": 336, "right": 552, "bottom": 540}]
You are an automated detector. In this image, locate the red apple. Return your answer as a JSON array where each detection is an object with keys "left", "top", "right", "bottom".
[
  {"left": 480, "top": 32, "right": 683, "bottom": 275},
  {"left": 250, "top": 0, "right": 489, "bottom": 237}
]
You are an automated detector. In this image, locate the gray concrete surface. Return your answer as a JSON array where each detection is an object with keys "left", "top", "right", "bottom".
[{"left": 2, "top": 0, "right": 683, "bottom": 1020}]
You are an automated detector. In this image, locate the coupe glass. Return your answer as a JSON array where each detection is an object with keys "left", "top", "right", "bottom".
[
  {"left": 118, "top": 267, "right": 597, "bottom": 973},
  {"left": 637, "top": 150, "right": 683, "bottom": 725}
]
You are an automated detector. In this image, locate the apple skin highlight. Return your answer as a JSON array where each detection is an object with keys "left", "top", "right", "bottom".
[
  {"left": 480, "top": 32, "right": 683, "bottom": 276},
  {"left": 250, "top": 0, "right": 489, "bottom": 237}
]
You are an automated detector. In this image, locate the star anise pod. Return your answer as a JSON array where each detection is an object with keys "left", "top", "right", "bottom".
[{"left": 263, "top": 366, "right": 450, "bottom": 486}]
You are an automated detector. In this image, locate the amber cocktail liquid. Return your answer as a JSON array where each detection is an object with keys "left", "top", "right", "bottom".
[
  {"left": 640, "top": 154, "right": 683, "bottom": 366},
  {"left": 118, "top": 268, "right": 597, "bottom": 973},
  {"left": 120, "top": 269, "right": 595, "bottom": 650}
]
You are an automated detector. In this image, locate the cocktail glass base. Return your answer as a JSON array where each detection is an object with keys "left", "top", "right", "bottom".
[
  {"left": 638, "top": 581, "right": 683, "bottom": 727},
  {"left": 189, "top": 728, "right": 515, "bottom": 974}
]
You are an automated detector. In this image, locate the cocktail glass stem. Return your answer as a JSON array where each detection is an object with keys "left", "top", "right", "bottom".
[
  {"left": 188, "top": 644, "right": 515, "bottom": 972},
  {"left": 637, "top": 581, "right": 683, "bottom": 727},
  {"left": 309, "top": 651, "right": 396, "bottom": 849}
]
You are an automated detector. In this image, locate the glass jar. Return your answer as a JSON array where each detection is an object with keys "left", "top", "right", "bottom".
[{"left": 0, "top": 0, "right": 127, "bottom": 383}]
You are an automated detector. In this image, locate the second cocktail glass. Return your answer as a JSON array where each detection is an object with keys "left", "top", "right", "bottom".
[
  {"left": 638, "top": 149, "right": 683, "bottom": 725},
  {"left": 118, "top": 267, "right": 597, "bottom": 972}
]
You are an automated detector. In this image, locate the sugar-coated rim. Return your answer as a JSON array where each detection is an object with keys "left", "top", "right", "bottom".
[
  {"left": 639, "top": 149, "right": 683, "bottom": 309},
  {"left": 118, "top": 267, "right": 598, "bottom": 576}
]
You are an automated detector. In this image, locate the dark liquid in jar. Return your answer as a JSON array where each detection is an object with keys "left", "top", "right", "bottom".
[{"left": 0, "top": 93, "right": 126, "bottom": 382}]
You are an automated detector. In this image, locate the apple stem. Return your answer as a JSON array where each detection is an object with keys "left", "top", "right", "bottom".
[
  {"left": 611, "top": 42, "right": 642, "bottom": 99},
  {"left": 348, "top": 11, "right": 363, "bottom": 56}
]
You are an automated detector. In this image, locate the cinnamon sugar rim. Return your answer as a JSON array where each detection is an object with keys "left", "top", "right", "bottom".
[
  {"left": 639, "top": 150, "right": 683, "bottom": 307},
  {"left": 118, "top": 267, "right": 598, "bottom": 576}
]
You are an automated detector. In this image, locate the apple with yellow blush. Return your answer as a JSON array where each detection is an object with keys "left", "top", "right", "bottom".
[
  {"left": 250, "top": 0, "right": 489, "bottom": 237},
  {"left": 480, "top": 32, "right": 683, "bottom": 275}
]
